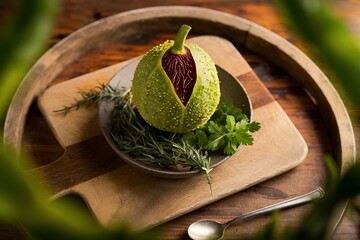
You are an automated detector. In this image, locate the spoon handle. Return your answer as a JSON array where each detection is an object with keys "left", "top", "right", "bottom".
[{"left": 225, "top": 187, "right": 325, "bottom": 228}]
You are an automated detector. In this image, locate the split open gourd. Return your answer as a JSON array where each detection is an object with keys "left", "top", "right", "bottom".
[{"left": 131, "top": 25, "right": 220, "bottom": 133}]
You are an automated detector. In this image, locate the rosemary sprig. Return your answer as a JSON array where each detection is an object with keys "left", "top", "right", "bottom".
[
  {"left": 54, "top": 83, "right": 124, "bottom": 115},
  {"left": 110, "top": 92, "right": 214, "bottom": 193}
]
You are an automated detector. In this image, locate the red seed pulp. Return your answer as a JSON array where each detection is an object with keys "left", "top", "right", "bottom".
[{"left": 161, "top": 46, "right": 196, "bottom": 105}]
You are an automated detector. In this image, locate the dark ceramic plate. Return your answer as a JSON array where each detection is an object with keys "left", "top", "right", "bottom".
[{"left": 99, "top": 58, "right": 252, "bottom": 178}]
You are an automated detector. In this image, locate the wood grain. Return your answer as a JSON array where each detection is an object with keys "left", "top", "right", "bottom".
[{"left": 246, "top": 25, "right": 356, "bottom": 173}]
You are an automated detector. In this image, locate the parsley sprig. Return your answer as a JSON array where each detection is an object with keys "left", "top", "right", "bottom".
[{"left": 182, "top": 97, "right": 261, "bottom": 155}]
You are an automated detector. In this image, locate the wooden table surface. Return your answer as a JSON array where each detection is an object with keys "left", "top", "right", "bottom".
[{"left": 1, "top": 1, "right": 359, "bottom": 239}]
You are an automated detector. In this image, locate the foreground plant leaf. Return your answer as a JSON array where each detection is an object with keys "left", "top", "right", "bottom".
[
  {"left": 0, "top": 0, "right": 58, "bottom": 121},
  {"left": 275, "top": 0, "right": 360, "bottom": 111}
]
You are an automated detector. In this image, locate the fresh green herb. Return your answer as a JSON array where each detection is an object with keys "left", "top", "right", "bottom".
[{"left": 183, "top": 97, "right": 261, "bottom": 155}]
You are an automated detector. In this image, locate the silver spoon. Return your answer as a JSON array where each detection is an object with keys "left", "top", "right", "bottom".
[{"left": 188, "top": 187, "right": 325, "bottom": 240}]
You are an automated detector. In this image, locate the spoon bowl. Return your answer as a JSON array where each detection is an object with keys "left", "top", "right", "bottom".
[
  {"left": 188, "top": 220, "right": 225, "bottom": 240},
  {"left": 188, "top": 187, "right": 325, "bottom": 240}
]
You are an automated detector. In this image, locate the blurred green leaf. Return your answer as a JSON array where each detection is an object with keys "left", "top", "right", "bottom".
[
  {"left": 0, "top": 141, "right": 156, "bottom": 239},
  {"left": 275, "top": 0, "right": 360, "bottom": 112},
  {"left": 0, "top": 0, "right": 58, "bottom": 123}
]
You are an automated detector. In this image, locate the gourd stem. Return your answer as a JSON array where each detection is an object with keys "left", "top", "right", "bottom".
[{"left": 171, "top": 24, "right": 191, "bottom": 55}]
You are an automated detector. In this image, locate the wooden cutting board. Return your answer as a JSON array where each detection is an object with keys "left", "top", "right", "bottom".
[{"left": 34, "top": 36, "right": 307, "bottom": 230}]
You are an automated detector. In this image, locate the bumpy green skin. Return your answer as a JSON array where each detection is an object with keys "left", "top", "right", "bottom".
[{"left": 131, "top": 40, "right": 220, "bottom": 133}]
